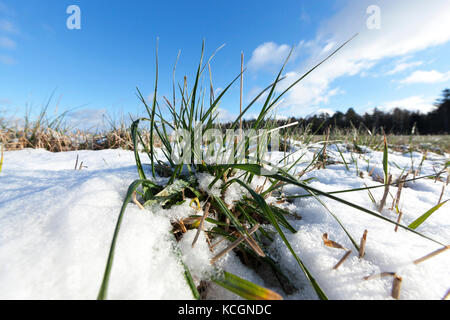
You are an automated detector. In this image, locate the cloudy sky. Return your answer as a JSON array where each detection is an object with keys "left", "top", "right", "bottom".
[{"left": 1, "top": 0, "right": 450, "bottom": 127}]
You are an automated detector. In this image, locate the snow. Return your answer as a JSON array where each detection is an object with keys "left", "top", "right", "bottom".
[
  {"left": 0, "top": 146, "right": 448, "bottom": 300},
  {"left": 196, "top": 172, "right": 222, "bottom": 197},
  {"left": 0, "top": 149, "right": 193, "bottom": 299}
]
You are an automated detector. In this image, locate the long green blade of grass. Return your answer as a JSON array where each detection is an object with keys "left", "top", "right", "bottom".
[
  {"left": 97, "top": 180, "right": 147, "bottom": 300},
  {"left": 213, "top": 271, "right": 282, "bottom": 300},
  {"left": 408, "top": 200, "right": 449, "bottom": 230},
  {"left": 383, "top": 134, "right": 389, "bottom": 184},
  {"left": 285, "top": 173, "right": 442, "bottom": 199},
  {"left": 130, "top": 119, "right": 149, "bottom": 182}
]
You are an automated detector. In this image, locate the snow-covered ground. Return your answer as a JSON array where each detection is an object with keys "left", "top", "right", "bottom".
[{"left": 0, "top": 146, "right": 448, "bottom": 300}]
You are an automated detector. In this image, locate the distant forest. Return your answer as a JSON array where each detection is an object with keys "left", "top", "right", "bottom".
[{"left": 233, "top": 88, "right": 450, "bottom": 135}]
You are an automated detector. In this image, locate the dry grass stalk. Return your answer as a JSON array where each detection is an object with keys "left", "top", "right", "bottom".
[
  {"left": 131, "top": 191, "right": 145, "bottom": 210},
  {"left": 74, "top": 155, "right": 79, "bottom": 170},
  {"left": 318, "top": 127, "right": 331, "bottom": 169},
  {"left": 378, "top": 174, "right": 392, "bottom": 213},
  {"left": 333, "top": 250, "right": 352, "bottom": 270},
  {"left": 394, "top": 210, "right": 403, "bottom": 232},
  {"left": 242, "top": 226, "right": 265, "bottom": 257},
  {"left": 322, "top": 233, "right": 347, "bottom": 250},
  {"left": 178, "top": 219, "right": 188, "bottom": 234},
  {"left": 359, "top": 230, "right": 368, "bottom": 258},
  {"left": 438, "top": 182, "right": 446, "bottom": 205},
  {"left": 413, "top": 245, "right": 450, "bottom": 265},
  {"left": 442, "top": 289, "right": 450, "bottom": 300},
  {"left": 78, "top": 161, "right": 86, "bottom": 170},
  {"left": 0, "top": 143, "right": 3, "bottom": 168},
  {"left": 181, "top": 216, "right": 201, "bottom": 226},
  {"left": 391, "top": 174, "right": 407, "bottom": 210},
  {"left": 210, "top": 231, "right": 238, "bottom": 251},
  {"left": 391, "top": 274, "right": 403, "bottom": 300},
  {"left": 210, "top": 224, "right": 260, "bottom": 265},
  {"left": 363, "top": 272, "right": 396, "bottom": 281},
  {"left": 192, "top": 203, "right": 211, "bottom": 248}
]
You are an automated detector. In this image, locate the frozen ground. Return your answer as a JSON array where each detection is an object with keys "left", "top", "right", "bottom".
[{"left": 0, "top": 146, "right": 448, "bottom": 300}]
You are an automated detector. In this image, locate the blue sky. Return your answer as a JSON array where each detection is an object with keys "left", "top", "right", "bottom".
[{"left": 1, "top": 0, "right": 450, "bottom": 128}]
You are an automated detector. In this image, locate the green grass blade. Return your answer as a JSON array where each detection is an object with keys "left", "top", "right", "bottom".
[
  {"left": 285, "top": 173, "right": 441, "bottom": 199},
  {"left": 212, "top": 195, "right": 251, "bottom": 238},
  {"left": 408, "top": 200, "right": 449, "bottom": 230},
  {"left": 383, "top": 134, "right": 389, "bottom": 184},
  {"left": 213, "top": 271, "right": 282, "bottom": 300},
  {"left": 97, "top": 179, "right": 147, "bottom": 300},
  {"left": 335, "top": 143, "right": 349, "bottom": 171},
  {"left": 182, "top": 262, "right": 201, "bottom": 300},
  {"left": 130, "top": 119, "right": 149, "bottom": 182}
]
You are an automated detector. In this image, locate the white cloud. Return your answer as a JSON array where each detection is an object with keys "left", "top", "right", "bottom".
[
  {"left": 320, "top": 41, "right": 336, "bottom": 55},
  {"left": 400, "top": 70, "right": 450, "bottom": 84},
  {"left": 247, "top": 42, "right": 291, "bottom": 70},
  {"left": 68, "top": 108, "right": 108, "bottom": 130},
  {"left": 258, "top": 0, "right": 450, "bottom": 117},
  {"left": 0, "top": 36, "right": 15, "bottom": 49},
  {"left": 370, "top": 95, "right": 436, "bottom": 114},
  {"left": 214, "top": 108, "right": 236, "bottom": 123},
  {"left": 386, "top": 61, "right": 423, "bottom": 75}
]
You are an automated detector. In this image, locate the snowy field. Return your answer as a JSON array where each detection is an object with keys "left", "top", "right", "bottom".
[{"left": 0, "top": 146, "right": 449, "bottom": 300}]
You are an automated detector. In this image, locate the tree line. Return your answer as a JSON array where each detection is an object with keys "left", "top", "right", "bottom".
[{"left": 226, "top": 88, "right": 449, "bottom": 135}]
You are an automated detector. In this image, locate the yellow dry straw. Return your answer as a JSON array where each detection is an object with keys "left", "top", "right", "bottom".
[{"left": 0, "top": 143, "right": 4, "bottom": 174}]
